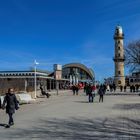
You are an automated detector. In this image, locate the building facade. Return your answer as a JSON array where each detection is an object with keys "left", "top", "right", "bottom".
[
  {"left": 62, "top": 63, "right": 95, "bottom": 84},
  {"left": 0, "top": 63, "right": 95, "bottom": 94},
  {"left": 113, "top": 25, "right": 125, "bottom": 87},
  {"left": 0, "top": 71, "right": 59, "bottom": 95}
]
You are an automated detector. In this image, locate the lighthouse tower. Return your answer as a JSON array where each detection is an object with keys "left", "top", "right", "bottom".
[{"left": 113, "top": 25, "right": 125, "bottom": 87}]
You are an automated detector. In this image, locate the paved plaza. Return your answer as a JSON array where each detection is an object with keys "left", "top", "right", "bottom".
[{"left": 0, "top": 91, "right": 140, "bottom": 140}]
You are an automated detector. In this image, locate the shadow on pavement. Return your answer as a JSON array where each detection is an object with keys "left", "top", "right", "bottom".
[
  {"left": 113, "top": 103, "right": 140, "bottom": 110},
  {"left": 74, "top": 101, "right": 99, "bottom": 104},
  {"left": 74, "top": 101, "right": 89, "bottom": 103},
  {"left": 3, "top": 117, "right": 140, "bottom": 140}
]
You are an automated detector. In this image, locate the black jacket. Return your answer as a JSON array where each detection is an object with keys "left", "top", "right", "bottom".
[
  {"left": 98, "top": 87, "right": 105, "bottom": 95},
  {"left": 86, "top": 86, "right": 92, "bottom": 95},
  {"left": 2, "top": 93, "right": 19, "bottom": 114},
  {"left": 0, "top": 98, "right": 1, "bottom": 108}
]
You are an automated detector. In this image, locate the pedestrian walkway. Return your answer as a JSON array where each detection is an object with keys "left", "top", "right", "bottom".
[{"left": 0, "top": 90, "right": 140, "bottom": 140}]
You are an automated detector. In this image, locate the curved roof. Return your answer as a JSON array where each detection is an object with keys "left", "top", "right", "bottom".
[{"left": 63, "top": 63, "right": 95, "bottom": 80}]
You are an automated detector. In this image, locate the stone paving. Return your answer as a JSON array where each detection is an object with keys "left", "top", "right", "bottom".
[{"left": 0, "top": 90, "right": 140, "bottom": 140}]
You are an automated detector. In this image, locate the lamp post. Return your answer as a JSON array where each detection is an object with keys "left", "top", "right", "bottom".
[{"left": 34, "top": 60, "right": 39, "bottom": 99}]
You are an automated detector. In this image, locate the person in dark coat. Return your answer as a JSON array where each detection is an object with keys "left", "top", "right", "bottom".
[
  {"left": 40, "top": 84, "right": 51, "bottom": 98},
  {"left": 124, "top": 85, "right": 127, "bottom": 92},
  {"left": 72, "top": 85, "right": 76, "bottom": 95},
  {"left": 0, "top": 98, "right": 1, "bottom": 109},
  {"left": 98, "top": 85, "right": 105, "bottom": 102},
  {"left": 86, "top": 84, "right": 93, "bottom": 103},
  {"left": 84, "top": 84, "right": 86, "bottom": 93},
  {"left": 2, "top": 88, "right": 19, "bottom": 127},
  {"left": 120, "top": 85, "right": 123, "bottom": 92},
  {"left": 75, "top": 85, "right": 79, "bottom": 95},
  {"left": 84, "top": 84, "right": 89, "bottom": 96},
  {"left": 113, "top": 83, "right": 116, "bottom": 92},
  {"left": 0, "top": 97, "right": 1, "bottom": 108}
]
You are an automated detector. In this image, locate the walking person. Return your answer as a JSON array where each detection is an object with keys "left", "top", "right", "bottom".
[
  {"left": 0, "top": 97, "right": 1, "bottom": 109},
  {"left": 84, "top": 84, "right": 87, "bottom": 93},
  {"left": 84, "top": 84, "right": 89, "bottom": 96},
  {"left": 40, "top": 84, "right": 51, "bottom": 98},
  {"left": 120, "top": 85, "right": 123, "bottom": 92},
  {"left": 124, "top": 85, "right": 127, "bottom": 92},
  {"left": 98, "top": 85, "right": 105, "bottom": 103},
  {"left": 75, "top": 85, "right": 79, "bottom": 95},
  {"left": 2, "top": 88, "right": 19, "bottom": 128},
  {"left": 87, "top": 84, "right": 93, "bottom": 103},
  {"left": 113, "top": 83, "right": 116, "bottom": 92},
  {"left": 72, "top": 85, "right": 76, "bottom": 95}
]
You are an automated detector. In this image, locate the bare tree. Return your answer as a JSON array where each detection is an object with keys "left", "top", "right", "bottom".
[{"left": 125, "top": 40, "right": 140, "bottom": 72}]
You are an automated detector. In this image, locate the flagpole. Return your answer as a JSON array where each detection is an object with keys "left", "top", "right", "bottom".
[
  {"left": 34, "top": 60, "right": 37, "bottom": 99},
  {"left": 34, "top": 60, "right": 39, "bottom": 99}
]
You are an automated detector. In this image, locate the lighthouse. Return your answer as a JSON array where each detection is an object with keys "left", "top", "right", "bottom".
[{"left": 113, "top": 25, "right": 125, "bottom": 87}]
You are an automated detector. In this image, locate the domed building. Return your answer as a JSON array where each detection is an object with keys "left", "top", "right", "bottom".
[{"left": 62, "top": 63, "right": 95, "bottom": 84}]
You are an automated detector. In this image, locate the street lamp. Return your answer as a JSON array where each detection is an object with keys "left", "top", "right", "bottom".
[{"left": 34, "top": 60, "right": 39, "bottom": 99}]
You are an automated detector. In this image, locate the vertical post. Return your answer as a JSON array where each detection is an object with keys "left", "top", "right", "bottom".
[
  {"left": 46, "top": 79, "right": 48, "bottom": 90},
  {"left": 25, "top": 79, "right": 27, "bottom": 92},
  {"left": 56, "top": 80, "right": 59, "bottom": 95},
  {"left": 49, "top": 79, "right": 51, "bottom": 91},
  {"left": 34, "top": 63, "right": 37, "bottom": 99},
  {"left": 34, "top": 60, "right": 39, "bottom": 99},
  {"left": 53, "top": 79, "right": 55, "bottom": 89}
]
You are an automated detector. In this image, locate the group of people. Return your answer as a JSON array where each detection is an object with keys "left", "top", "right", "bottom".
[
  {"left": 106, "top": 84, "right": 116, "bottom": 92},
  {"left": 0, "top": 88, "right": 19, "bottom": 128},
  {"left": 130, "top": 84, "right": 139, "bottom": 92},
  {"left": 84, "top": 84, "right": 106, "bottom": 103},
  {"left": 72, "top": 85, "right": 79, "bottom": 95}
]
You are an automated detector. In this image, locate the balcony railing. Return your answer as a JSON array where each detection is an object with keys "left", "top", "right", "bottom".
[
  {"left": 113, "top": 56, "right": 125, "bottom": 62},
  {"left": 114, "top": 33, "right": 124, "bottom": 39}
]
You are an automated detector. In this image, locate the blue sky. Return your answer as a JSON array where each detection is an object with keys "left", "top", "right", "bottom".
[{"left": 0, "top": 0, "right": 140, "bottom": 81}]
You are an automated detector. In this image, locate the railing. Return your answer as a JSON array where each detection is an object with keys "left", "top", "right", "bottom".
[
  {"left": 113, "top": 56, "right": 125, "bottom": 62},
  {"left": 114, "top": 33, "right": 124, "bottom": 39}
]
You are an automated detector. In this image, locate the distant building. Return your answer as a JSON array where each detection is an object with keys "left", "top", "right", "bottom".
[
  {"left": 62, "top": 63, "right": 95, "bottom": 84},
  {"left": 0, "top": 71, "right": 56, "bottom": 94},
  {"left": 104, "top": 77, "right": 114, "bottom": 85},
  {"left": 128, "top": 72, "right": 140, "bottom": 86}
]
